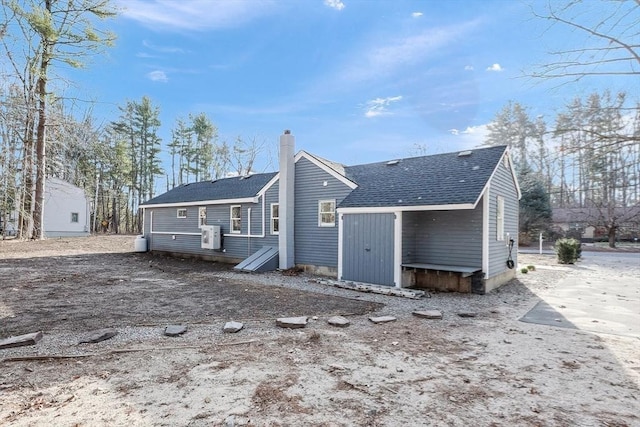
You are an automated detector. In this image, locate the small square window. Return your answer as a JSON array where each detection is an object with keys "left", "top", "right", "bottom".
[
  {"left": 71, "top": 212, "right": 79, "bottom": 223},
  {"left": 318, "top": 200, "right": 336, "bottom": 227},
  {"left": 177, "top": 208, "right": 187, "bottom": 218}
]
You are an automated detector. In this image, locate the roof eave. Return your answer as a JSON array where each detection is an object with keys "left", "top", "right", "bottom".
[
  {"left": 337, "top": 203, "right": 476, "bottom": 214},
  {"left": 140, "top": 196, "right": 259, "bottom": 209}
]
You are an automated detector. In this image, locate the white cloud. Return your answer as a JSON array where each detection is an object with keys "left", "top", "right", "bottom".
[
  {"left": 341, "top": 20, "right": 480, "bottom": 84},
  {"left": 136, "top": 52, "right": 158, "bottom": 59},
  {"left": 142, "top": 40, "right": 186, "bottom": 54},
  {"left": 461, "top": 125, "right": 485, "bottom": 135},
  {"left": 412, "top": 12, "right": 423, "bottom": 18},
  {"left": 118, "top": 0, "right": 276, "bottom": 31},
  {"left": 324, "top": 0, "right": 345, "bottom": 11},
  {"left": 364, "top": 95, "right": 403, "bottom": 118},
  {"left": 147, "top": 70, "right": 169, "bottom": 82},
  {"left": 449, "top": 124, "right": 489, "bottom": 147},
  {"left": 486, "top": 63, "right": 503, "bottom": 72},
  {"left": 464, "top": 65, "right": 474, "bottom": 71}
]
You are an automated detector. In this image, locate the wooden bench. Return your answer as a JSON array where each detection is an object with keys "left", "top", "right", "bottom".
[{"left": 402, "top": 263, "right": 483, "bottom": 293}]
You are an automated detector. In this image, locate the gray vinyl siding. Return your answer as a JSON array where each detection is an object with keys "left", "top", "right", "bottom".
[
  {"left": 402, "top": 208, "right": 483, "bottom": 267},
  {"left": 342, "top": 213, "right": 395, "bottom": 286},
  {"left": 143, "top": 209, "right": 151, "bottom": 236},
  {"left": 487, "top": 159, "right": 519, "bottom": 278},
  {"left": 402, "top": 212, "right": 418, "bottom": 264},
  {"left": 144, "top": 195, "right": 275, "bottom": 261},
  {"left": 294, "top": 157, "right": 353, "bottom": 267}
]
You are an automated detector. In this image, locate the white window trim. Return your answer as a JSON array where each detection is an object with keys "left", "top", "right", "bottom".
[
  {"left": 177, "top": 208, "right": 187, "bottom": 218},
  {"left": 496, "top": 196, "right": 505, "bottom": 241},
  {"left": 318, "top": 199, "right": 336, "bottom": 227},
  {"left": 230, "top": 205, "right": 242, "bottom": 233},
  {"left": 70, "top": 212, "right": 79, "bottom": 223},
  {"left": 270, "top": 203, "right": 279, "bottom": 235},
  {"left": 198, "top": 206, "right": 207, "bottom": 228}
]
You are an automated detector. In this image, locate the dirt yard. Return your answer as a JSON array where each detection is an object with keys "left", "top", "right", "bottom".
[{"left": 1, "top": 235, "right": 638, "bottom": 426}]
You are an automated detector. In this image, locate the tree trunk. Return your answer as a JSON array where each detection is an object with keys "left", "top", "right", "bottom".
[
  {"left": 112, "top": 194, "right": 118, "bottom": 234},
  {"left": 608, "top": 226, "right": 617, "bottom": 248},
  {"left": 32, "top": 67, "right": 48, "bottom": 240}
]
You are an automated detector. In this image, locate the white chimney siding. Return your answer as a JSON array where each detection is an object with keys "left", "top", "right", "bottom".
[{"left": 278, "top": 130, "right": 295, "bottom": 269}]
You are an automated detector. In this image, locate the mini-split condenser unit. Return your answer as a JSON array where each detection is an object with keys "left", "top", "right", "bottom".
[{"left": 201, "top": 225, "right": 221, "bottom": 250}]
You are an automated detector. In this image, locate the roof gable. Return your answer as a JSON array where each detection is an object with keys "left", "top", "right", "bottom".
[
  {"left": 140, "top": 172, "right": 278, "bottom": 207},
  {"left": 340, "top": 145, "right": 509, "bottom": 209},
  {"left": 295, "top": 151, "right": 358, "bottom": 189}
]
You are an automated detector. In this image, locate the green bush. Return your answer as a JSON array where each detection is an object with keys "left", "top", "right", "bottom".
[
  {"left": 520, "top": 267, "right": 529, "bottom": 274},
  {"left": 527, "top": 265, "right": 536, "bottom": 271},
  {"left": 555, "top": 238, "right": 581, "bottom": 264}
]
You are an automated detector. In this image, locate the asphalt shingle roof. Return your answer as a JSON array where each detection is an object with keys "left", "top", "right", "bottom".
[
  {"left": 140, "top": 172, "right": 278, "bottom": 206},
  {"left": 340, "top": 145, "right": 508, "bottom": 208},
  {"left": 141, "top": 146, "right": 509, "bottom": 208}
]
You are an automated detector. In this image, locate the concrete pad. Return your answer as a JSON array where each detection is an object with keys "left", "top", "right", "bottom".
[{"left": 520, "top": 253, "right": 640, "bottom": 338}]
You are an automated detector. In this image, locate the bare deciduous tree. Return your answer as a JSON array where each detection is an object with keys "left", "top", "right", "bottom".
[
  {"left": 3, "top": 0, "right": 116, "bottom": 239},
  {"left": 529, "top": 0, "right": 639, "bottom": 83}
]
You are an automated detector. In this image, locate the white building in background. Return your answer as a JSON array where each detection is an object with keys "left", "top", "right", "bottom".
[{"left": 43, "top": 177, "right": 90, "bottom": 237}]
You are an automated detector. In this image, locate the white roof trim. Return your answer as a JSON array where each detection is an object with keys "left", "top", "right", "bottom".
[
  {"left": 475, "top": 148, "right": 521, "bottom": 205},
  {"left": 295, "top": 151, "right": 358, "bottom": 190},
  {"left": 338, "top": 203, "right": 475, "bottom": 214},
  {"left": 257, "top": 173, "right": 280, "bottom": 196},
  {"left": 140, "top": 196, "right": 259, "bottom": 209}
]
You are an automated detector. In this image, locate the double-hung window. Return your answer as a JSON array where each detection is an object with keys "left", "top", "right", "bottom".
[
  {"left": 71, "top": 212, "right": 79, "bottom": 223},
  {"left": 231, "top": 205, "right": 242, "bottom": 233},
  {"left": 198, "top": 207, "right": 207, "bottom": 227},
  {"left": 318, "top": 200, "right": 336, "bottom": 227},
  {"left": 271, "top": 203, "right": 279, "bottom": 235},
  {"left": 496, "top": 196, "right": 504, "bottom": 241}
]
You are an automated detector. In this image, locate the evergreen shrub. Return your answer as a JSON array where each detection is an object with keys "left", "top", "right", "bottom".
[{"left": 555, "top": 238, "right": 581, "bottom": 264}]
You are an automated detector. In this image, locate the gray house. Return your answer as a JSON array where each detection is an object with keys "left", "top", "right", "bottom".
[{"left": 140, "top": 131, "right": 520, "bottom": 294}]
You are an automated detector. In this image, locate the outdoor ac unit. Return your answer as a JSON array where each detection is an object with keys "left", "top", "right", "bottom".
[{"left": 201, "top": 225, "right": 221, "bottom": 250}]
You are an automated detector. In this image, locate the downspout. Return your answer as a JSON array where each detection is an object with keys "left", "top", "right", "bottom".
[
  {"left": 248, "top": 207, "right": 252, "bottom": 257},
  {"left": 482, "top": 187, "right": 490, "bottom": 279},
  {"left": 149, "top": 211, "right": 154, "bottom": 251}
]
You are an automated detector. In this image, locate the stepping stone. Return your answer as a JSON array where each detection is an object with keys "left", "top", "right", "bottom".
[
  {"left": 164, "top": 325, "right": 187, "bottom": 336},
  {"left": 413, "top": 310, "right": 443, "bottom": 320},
  {"left": 0, "top": 331, "right": 43, "bottom": 349},
  {"left": 457, "top": 312, "right": 478, "bottom": 318},
  {"left": 223, "top": 321, "right": 244, "bottom": 333},
  {"left": 327, "top": 316, "right": 350, "bottom": 327},
  {"left": 79, "top": 328, "right": 117, "bottom": 344},
  {"left": 369, "top": 316, "right": 397, "bottom": 324},
  {"left": 276, "top": 316, "right": 308, "bottom": 329}
]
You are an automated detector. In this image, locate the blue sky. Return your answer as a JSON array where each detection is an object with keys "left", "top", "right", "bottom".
[{"left": 62, "top": 0, "right": 635, "bottom": 173}]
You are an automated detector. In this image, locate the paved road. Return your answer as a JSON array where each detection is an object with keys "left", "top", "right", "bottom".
[{"left": 520, "top": 251, "right": 640, "bottom": 338}]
